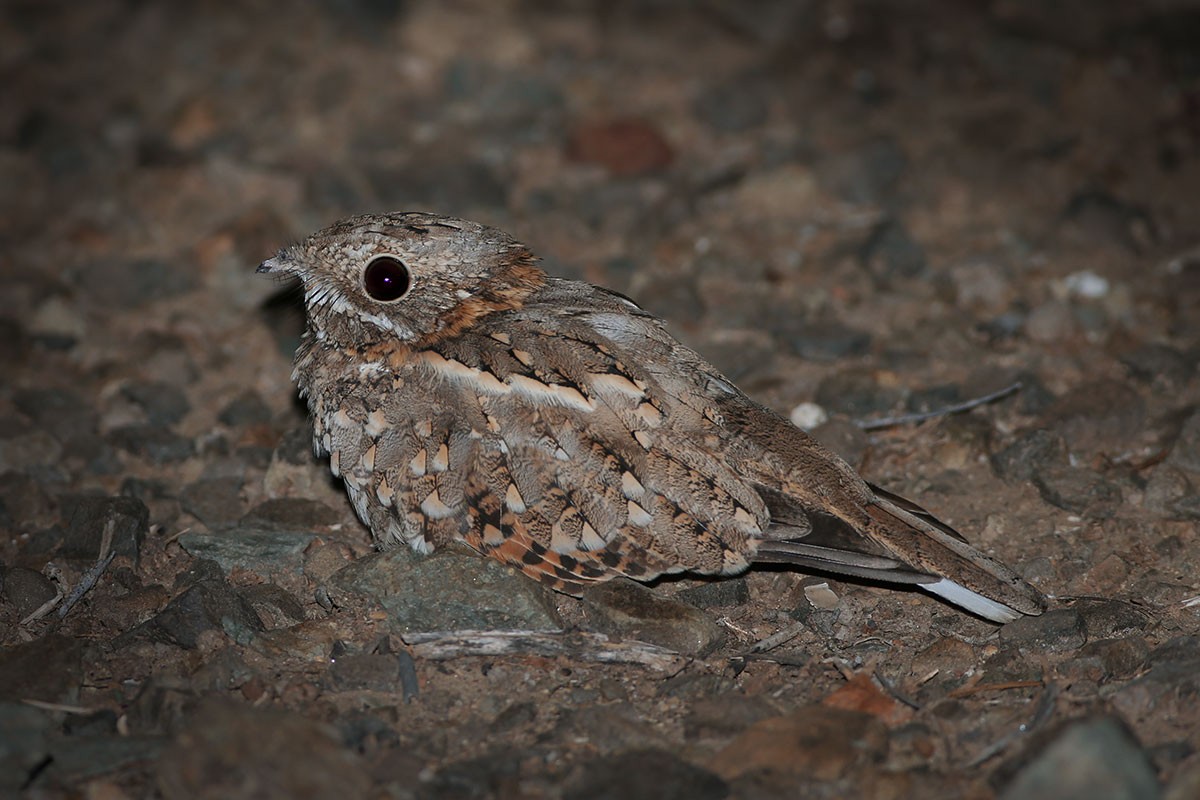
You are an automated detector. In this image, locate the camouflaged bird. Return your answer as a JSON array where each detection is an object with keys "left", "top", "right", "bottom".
[{"left": 259, "top": 212, "right": 1047, "bottom": 623}]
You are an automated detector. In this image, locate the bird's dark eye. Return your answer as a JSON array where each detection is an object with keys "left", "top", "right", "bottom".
[{"left": 362, "top": 256, "right": 411, "bottom": 302}]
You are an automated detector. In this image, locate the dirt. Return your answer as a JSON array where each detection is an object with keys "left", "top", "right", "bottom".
[{"left": 2, "top": 2, "right": 1199, "bottom": 798}]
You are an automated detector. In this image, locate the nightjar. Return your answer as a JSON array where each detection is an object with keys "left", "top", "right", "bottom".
[{"left": 259, "top": 212, "right": 1047, "bottom": 622}]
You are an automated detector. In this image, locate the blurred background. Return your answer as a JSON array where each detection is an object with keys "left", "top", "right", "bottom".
[{"left": 3, "top": 1, "right": 1200, "bottom": 797}]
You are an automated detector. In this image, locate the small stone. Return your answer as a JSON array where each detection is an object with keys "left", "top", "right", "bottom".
[
  {"left": 72, "top": 257, "right": 198, "bottom": 309},
  {"left": 1024, "top": 301, "right": 1077, "bottom": 342},
  {"left": 420, "top": 750, "right": 522, "bottom": 800},
  {"left": 178, "top": 525, "right": 317, "bottom": 580},
  {"left": 675, "top": 576, "right": 750, "bottom": 609},
  {"left": 330, "top": 547, "right": 562, "bottom": 634},
  {"left": 217, "top": 391, "right": 273, "bottom": 427},
  {"left": 0, "top": 470, "right": 56, "bottom": 529},
  {"left": 156, "top": 698, "right": 370, "bottom": 800},
  {"left": 1076, "top": 599, "right": 1152, "bottom": 641},
  {"left": 582, "top": 579, "right": 724, "bottom": 656},
  {"left": 327, "top": 653, "right": 402, "bottom": 692},
  {"left": 1033, "top": 466, "right": 1122, "bottom": 516},
  {"left": 12, "top": 387, "right": 97, "bottom": 440},
  {"left": 1142, "top": 466, "right": 1200, "bottom": 521},
  {"left": 816, "top": 138, "right": 908, "bottom": 205},
  {"left": 1041, "top": 379, "right": 1146, "bottom": 458},
  {"left": 241, "top": 497, "right": 342, "bottom": 529},
  {"left": 1000, "top": 716, "right": 1159, "bottom": 800},
  {"left": 693, "top": 80, "right": 769, "bottom": 133},
  {"left": 120, "top": 380, "right": 191, "bottom": 426},
  {"left": 1, "top": 566, "right": 57, "bottom": 618},
  {"left": 789, "top": 402, "right": 828, "bottom": 431},
  {"left": 1076, "top": 638, "right": 1149, "bottom": 681},
  {"left": 554, "top": 704, "right": 667, "bottom": 755},
  {"left": 1121, "top": 344, "right": 1194, "bottom": 387},
  {"left": 0, "top": 429, "right": 63, "bottom": 471},
  {"left": 859, "top": 219, "right": 926, "bottom": 280},
  {"left": 0, "top": 634, "right": 85, "bottom": 705},
  {"left": 567, "top": 118, "right": 673, "bottom": 177},
  {"left": 784, "top": 321, "right": 872, "bottom": 362},
  {"left": 0, "top": 702, "right": 52, "bottom": 792},
  {"left": 815, "top": 368, "right": 904, "bottom": 419},
  {"left": 239, "top": 583, "right": 307, "bottom": 630},
  {"left": 1168, "top": 409, "right": 1200, "bottom": 474},
  {"left": 998, "top": 608, "right": 1086, "bottom": 652},
  {"left": 991, "top": 429, "right": 1069, "bottom": 482},
  {"left": 564, "top": 749, "right": 729, "bottom": 800},
  {"left": 684, "top": 695, "right": 780, "bottom": 739},
  {"left": 63, "top": 494, "right": 149, "bottom": 562},
  {"left": 142, "top": 578, "right": 264, "bottom": 649},
  {"left": 180, "top": 476, "right": 245, "bottom": 527},
  {"left": 710, "top": 705, "right": 888, "bottom": 781},
  {"left": 108, "top": 424, "right": 194, "bottom": 463}
]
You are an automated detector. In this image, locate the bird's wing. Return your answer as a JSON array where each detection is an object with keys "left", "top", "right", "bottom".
[{"left": 708, "top": 388, "right": 1047, "bottom": 622}]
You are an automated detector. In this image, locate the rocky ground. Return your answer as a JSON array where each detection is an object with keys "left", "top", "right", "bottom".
[{"left": 3, "top": 1, "right": 1200, "bottom": 798}]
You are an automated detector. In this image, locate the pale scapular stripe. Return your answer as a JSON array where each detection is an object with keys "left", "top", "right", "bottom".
[{"left": 420, "top": 350, "right": 596, "bottom": 412}]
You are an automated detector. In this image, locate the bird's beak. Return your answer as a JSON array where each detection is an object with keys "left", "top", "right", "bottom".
[{"left": 256, "top": 255, "right": 286, "bottom": 274}]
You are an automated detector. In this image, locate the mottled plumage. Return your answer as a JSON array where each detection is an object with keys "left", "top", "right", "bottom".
[{"left": 259, "top": 212, "right": 1047, "bottom": 623}]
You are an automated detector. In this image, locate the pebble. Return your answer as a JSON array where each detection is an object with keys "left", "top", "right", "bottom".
[
  {"left": 141, "top": 576, "right": 265, "bottom": 649},
  {"left": 684, "top": 695, "right": 780, "bottom": 740},
  {"left": 789, "top": 401, "right": 829, "bottom": 430},
  {"left": 815, "top": 368, "right": 904, "bottom": 419},
  {"left": 62, "top": 494, "right": 149, "bottom": 562},
  {"left": 217, "top": 390, "right": 273, "bottom": 427},
  {"left": 710, "top": 705, "right": 888, "bottom": 782},
  {"left": 0, "top": 702, "right": 52, "bottom": 792},
  {"left": 0, "top": 470, "right": 56, "bottom": 528},
  {"left": 1121, "top": 344, "right": 1194, "bottom": 388},
  {"left": 1076, "top": 599, "right": 1152, "bottom": 641},
  {"left": 1000, "top": 716, "right": 1160, "bottom": 800},
  {"left": 1167, "top": 408, "right": 1200, "bottom": 474},
  {"left": 1032, "top": 465, "right": 1122, "bottom": 516},
  {"left": 784, "top": 321, "right": 872, "bottom": 362},
  {"left": 420, "top": 749, "right": 523, "bottom": 799},
  {"left": 120, "top": 380, "right": 192, "bottom": 426},
  {"left": 13, "top": 387, "right": 97, "bottom": 440},
  {"left": 998, "top": 608, "right": 1087, "bottom": 653},
  {"left": 1024, "top": 301, "right": 1077, "bottom": 342},
  {"left": 990, "top": 428, "right": 1069, "bottom": 482},
  {"left": 1142, "top": 466, "right": 1199, "bottom": 521},
  {"left": 107, "top": 423, "right": 194, "bottom": 463},
  {"left": 0, "top": 634, "right": 85, "bottom": 705},
  {"left": 566, "top": 118, "right": 673, "bottom": 177},
  {"left": 859, "top": 219, "right": 927, "bottom": 280},
  {"left": 554, "top": 703, "right": 668, "bottom": 755},
  {"left": 241, "top": 497, "right": 342, "bottom": 529},
  {"left": 816, "top": 138, "right": 908, "bottom": 205},
  {"left": 330, "top": 546, "right": 562, "bottom": 634},
  {"left": 564, "top": 749, "right": 729, "bottom": 800},
  {"left": 178, "top": 525, "right": 317, "bottom": 580},
  {"left": 327, "top": 652, "right": 404, "bottom": 693},
  {"left": 156, "top": 698, "right": 371, "bottom": 800},
  {"left": 73, "top": 257, "right": 198, "bottom": 309},
  {"left": 1075, "top": 638, "right": 1150, "bottom": 682},
  {"left": 179, "top": 476, "right": 246, "bottom": 527},
  {"left": 1, "top": 565, "right": 57, "bottom": 618},
  {"left": 693, "top": 79, "right": 769, "bottom": 133},
  {"left": 1041, "top": 379, "right": 1146, "bottom": 457},
  {"left": 582, "top": 579, "right": 725, "bottom": 656},
  {"left": 238, "top": 582, "right": 307, "bottom": 630},
  {"left": 675, "top": 576, "right": 750, "bottom": 609}
]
